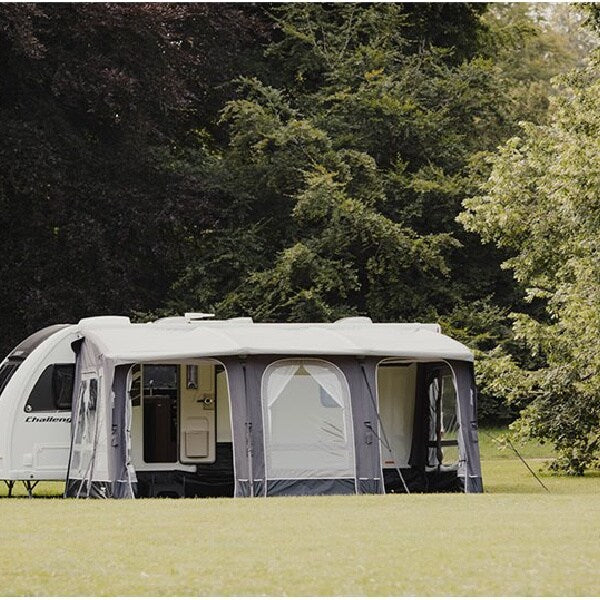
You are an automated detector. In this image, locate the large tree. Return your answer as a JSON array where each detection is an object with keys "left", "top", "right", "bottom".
[
  {"left": 460, "top": 63, "right": 600, "bottom": 473},
  {"left": 0, "top": 4, "right": 268, "bottom": 354},
  {"left": 166, "top": 4, "right": 518, "bottom": 322},
  {"left": 160, "top": 3, "right": 596, "bottom": 426}
]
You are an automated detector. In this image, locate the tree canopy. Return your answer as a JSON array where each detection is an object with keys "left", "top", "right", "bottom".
[
  {"left": 460, "top": 64, "right": 600, "bottom": 473},
  {"left": 0, "top": 3, "right": 269, "bottom": 345}
]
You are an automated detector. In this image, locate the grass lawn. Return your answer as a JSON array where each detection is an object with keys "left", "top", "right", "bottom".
[{"left": 1, "top": 429, "right": 599, "bottom": 596}]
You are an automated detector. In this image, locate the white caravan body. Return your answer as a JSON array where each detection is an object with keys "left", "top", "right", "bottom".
[{"left": 0, "top": 324, "right": 77, "bottom": 482}]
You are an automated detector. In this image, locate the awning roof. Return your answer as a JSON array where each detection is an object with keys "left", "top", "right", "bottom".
[{"left": 76, "top": 316, "right": 473, "bottom": 362}]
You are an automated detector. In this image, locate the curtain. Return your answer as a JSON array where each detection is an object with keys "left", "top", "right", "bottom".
[
  {"left": 266, "top": 363, "right": 298, "bottom": 407},
  {"left": 303, "top": 362, "right": 344, "bottom": 408}
]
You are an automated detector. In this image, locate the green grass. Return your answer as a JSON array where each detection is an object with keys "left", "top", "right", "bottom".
[
  {"left": 478, "top": 426, "right": 557, "bottom": 460},
  {"left": 1, "top": 429, "right": 599, "bottom": 596}
]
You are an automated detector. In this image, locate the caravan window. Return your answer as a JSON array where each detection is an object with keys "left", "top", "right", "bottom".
[
  {"left": 24, "top": 364, "right": 75, "bottom": 412},
  {"left": 143, "top": 365, "right": 178, "bottom": 392},
  {"left": 262, "top": 359, "right": 355, "bottom": 480}
]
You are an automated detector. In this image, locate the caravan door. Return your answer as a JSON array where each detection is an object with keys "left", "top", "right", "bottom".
[
  {"left": 179, "top": 364, "right": 216, "bottom": 463},
  {"left": 129, "top": 363, "right": 216, "bottom": 470}
]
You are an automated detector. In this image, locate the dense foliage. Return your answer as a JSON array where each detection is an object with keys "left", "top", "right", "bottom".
[
  {"left": 165, "top": 4, "right": 521, "bottom": 320},
  {"left": 0, "top": 3, "right": 269, "bottom": 344},
  {"left": 0, "top": 3, "right": 598, "bottom": 469},
  {"left": 461, "top": 64, "right": 600, "bottom": 473}
]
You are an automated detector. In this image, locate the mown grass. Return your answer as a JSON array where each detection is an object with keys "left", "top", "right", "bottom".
[
  {"left": 1, "top": 429, "right": 599, "bottom": 596},
  {"left": 478, "top": 426, "right": 556, "bottom": 460}
]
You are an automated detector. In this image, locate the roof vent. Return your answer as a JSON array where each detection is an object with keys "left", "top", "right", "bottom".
[
  {"left": 184, "top": 312, "right": 216, "bottom": 323},
  {"left": 227, "top": 316, "right": 253, "bottom": 323},
  {"left": 334, "top": 316, "right": 373, "bottom": 325}
]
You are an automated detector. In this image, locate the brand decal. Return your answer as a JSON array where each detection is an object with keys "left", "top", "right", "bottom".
[{"left": 25, "top": 415, "right": 71, "bottom": 423}]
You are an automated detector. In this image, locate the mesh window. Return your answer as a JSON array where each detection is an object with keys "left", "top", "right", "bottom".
[
  {"left": 262, "top": 360, "right": 355, "bottom": 480},
  {"left": 130, "top": 364, "right": 141, "bottom": 406},
  {"left": 70, "top": 380, "right": 89, "bottom": 471},
  {"left": 441, "top": 373, "right": 459, "bottom": 465},
  {"left": 427, "top": 367, "right": 460, "bottom": 468},
  {"left": 89, "top": 378, "right": 98, "bottom": 411}
]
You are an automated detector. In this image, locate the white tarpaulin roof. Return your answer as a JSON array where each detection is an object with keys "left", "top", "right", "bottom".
[{"left": 76, "top": 316, "right": 473, "bottom": 362}]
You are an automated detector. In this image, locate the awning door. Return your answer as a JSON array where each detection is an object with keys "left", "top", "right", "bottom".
[{"left": 69, "top": 370, "right": 101, "bottom": 491}]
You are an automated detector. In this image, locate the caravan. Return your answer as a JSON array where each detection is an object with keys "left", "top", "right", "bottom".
[
  {"left": 0, "top": 315, "right": 482, "bottom": 498},
  {"left": 0, "top": 323, "right": 77, "bottom": 496}
]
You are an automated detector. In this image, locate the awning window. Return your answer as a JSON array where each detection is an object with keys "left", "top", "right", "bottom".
[{"left": 262, "top": 359, "right": 355, "bottom": 480}]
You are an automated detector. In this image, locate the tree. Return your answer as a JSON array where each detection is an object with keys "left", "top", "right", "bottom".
[
  {"left": 480, "top": 3, "right": 597, "bottom": 125},
  {"left": 460, "top": 64, "right": 600, "bottom": 473},
  {"left": 164, "top": 4, "right": 600, "bottom": 427},
  {"left": 0, "top": 4, "right": 269, "bottom": 354},
  {"left": 168, "top": 4, "right": 520, "bottom": 327}
]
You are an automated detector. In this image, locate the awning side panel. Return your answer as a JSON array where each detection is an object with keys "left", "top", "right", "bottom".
[
  {"left": 218, "top": 358, "right": 251, "bottom": 497},
  {"left": 450, "top": 360, "right": 483, "bottom": 493},
  {"left": 110, "top": 364, "right": 136, "bottom": 498},
  {"left": 65, "top": 338, "right": 115, "bottom": 498},
  {"left": 336, "top": 357, "right": 383, "bottom": 495}
]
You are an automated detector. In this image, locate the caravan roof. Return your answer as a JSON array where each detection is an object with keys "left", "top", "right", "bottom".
[{"left": 76, "top": 316, "right": 473, "bottom": 363}]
